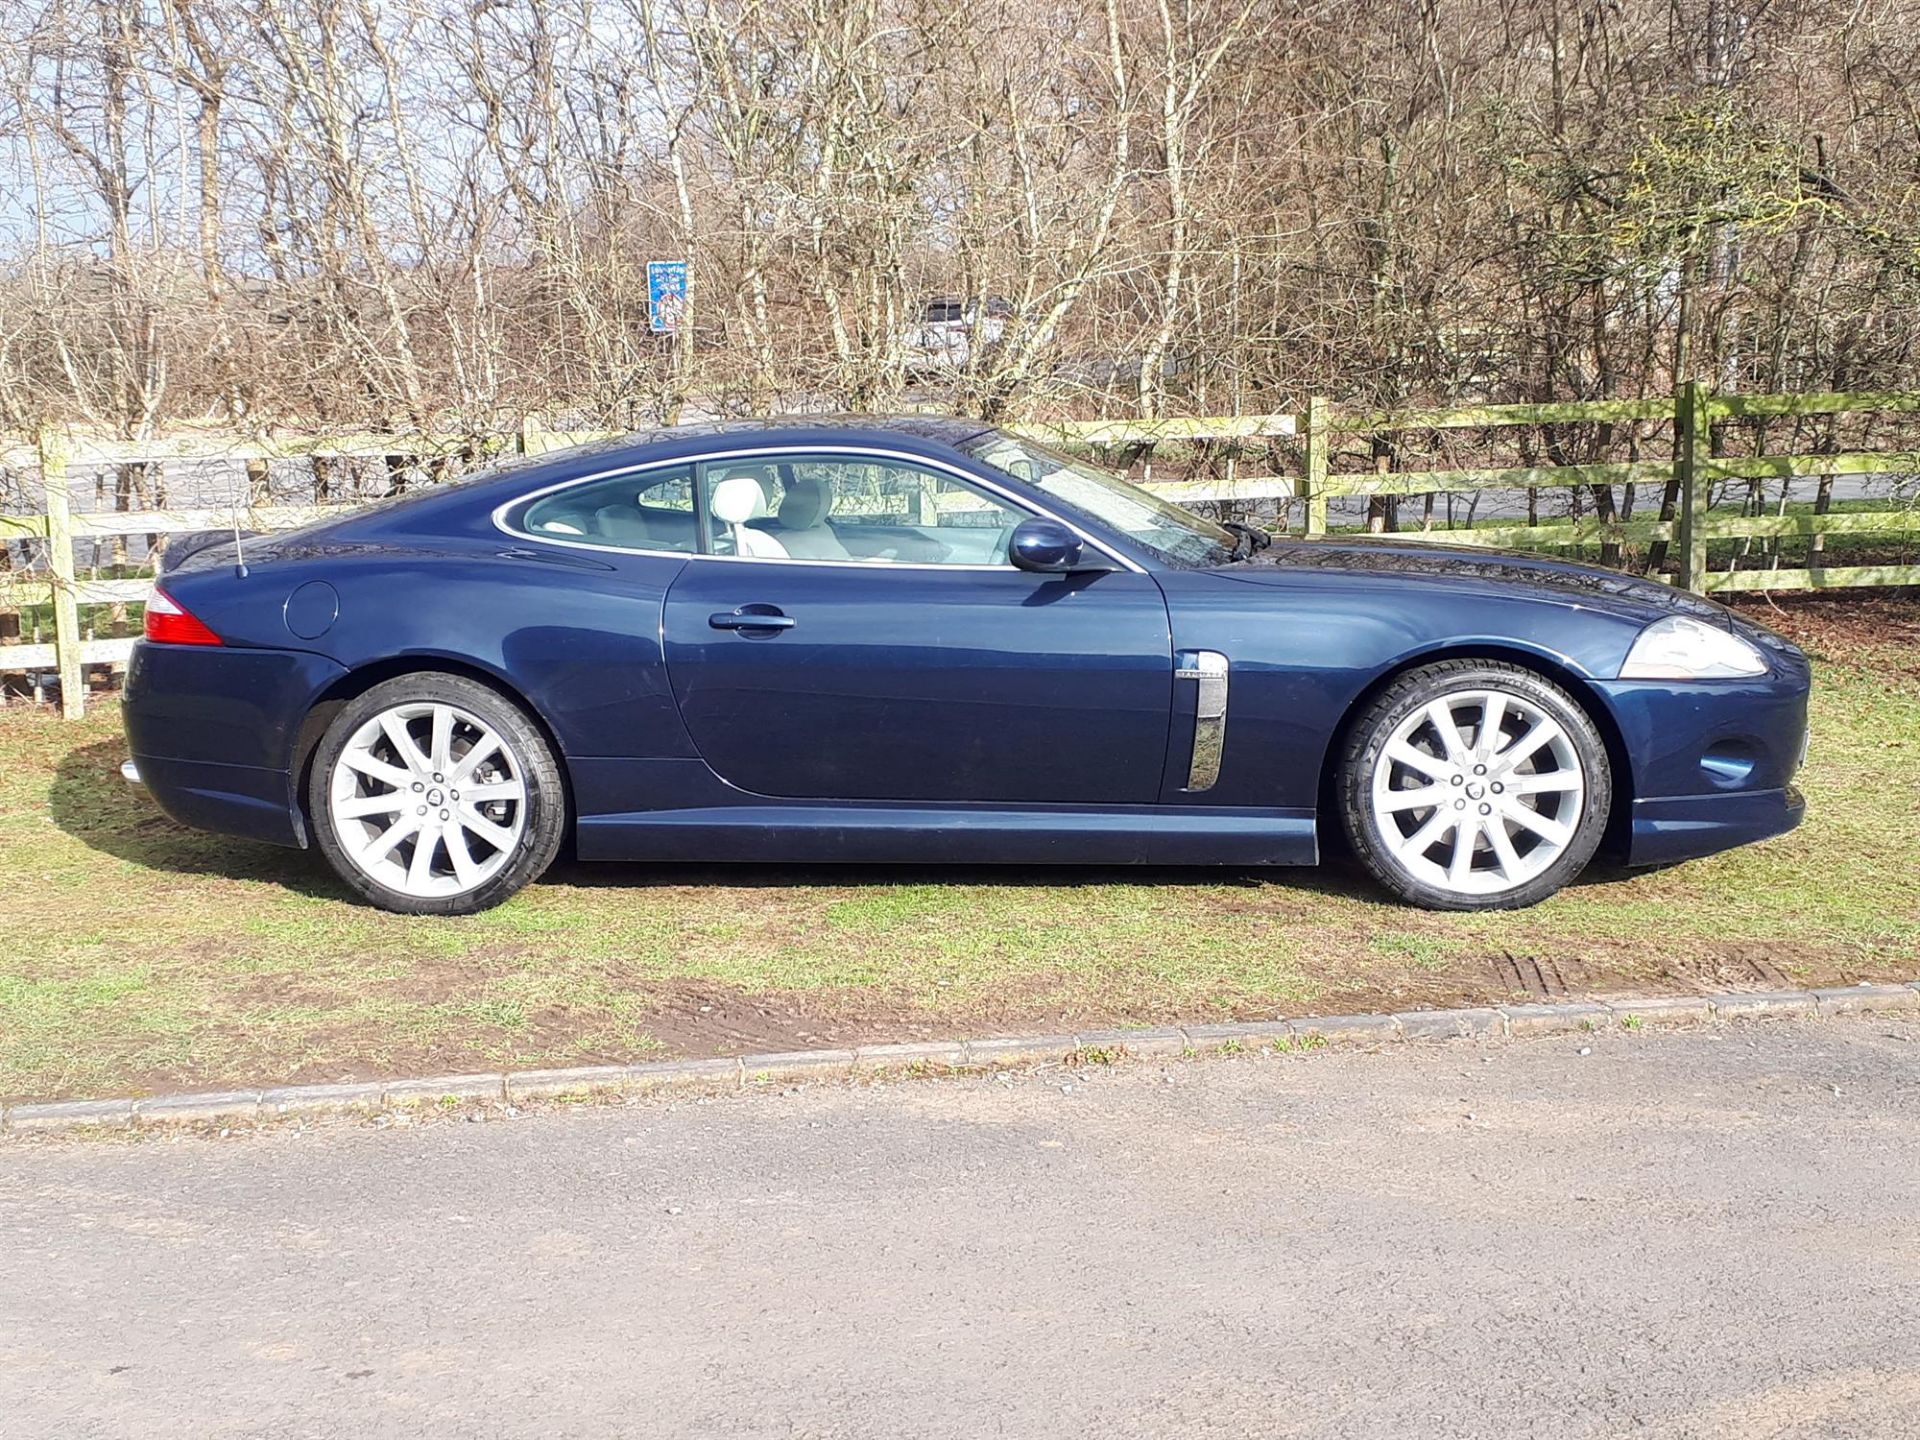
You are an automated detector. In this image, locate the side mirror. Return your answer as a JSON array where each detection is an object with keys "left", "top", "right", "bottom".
[{"left": 1009, "top": 517, "right": 1095, "bottom": 573}]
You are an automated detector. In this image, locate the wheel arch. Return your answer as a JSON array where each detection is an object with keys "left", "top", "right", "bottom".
[
  {"left": 1318, "top": 642, "right": 1635, "bottom": 858},
  {"left": 291, "top": 654, "right": 576, "bottom": 845}
]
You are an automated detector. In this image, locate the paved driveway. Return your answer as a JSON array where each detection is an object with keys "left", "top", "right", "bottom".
[{"left": 4, "top": 1020, "right": 1918, "bottom": 1438}]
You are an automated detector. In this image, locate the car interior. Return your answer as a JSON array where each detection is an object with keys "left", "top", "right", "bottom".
[
  {"left": 518, "top": 455, "right": 1022, "bottom": 566},
  {"left": 521, "top": 466, "right": 703, "bottom": 552}
]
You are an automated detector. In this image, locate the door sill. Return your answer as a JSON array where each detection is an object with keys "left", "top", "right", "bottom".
[{"left": 576, "top": 802, "right": 1317, "bottom": 866}]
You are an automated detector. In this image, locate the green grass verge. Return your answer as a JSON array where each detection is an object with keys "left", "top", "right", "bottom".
[{"left": 2, "top": 596, "right": 1916, "bottom": 1101}]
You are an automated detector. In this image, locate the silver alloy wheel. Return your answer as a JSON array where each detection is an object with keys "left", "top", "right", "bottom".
[
  {"left": 1369, "top": 687, "right": 1586, "bottom": 898},
  {"left": 327, "top": 701, "right": 528, "bottom": 899}
]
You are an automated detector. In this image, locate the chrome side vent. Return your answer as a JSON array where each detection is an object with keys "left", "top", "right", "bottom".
[{"left": 1175, "top": 650, "right": 1229, "bottom": 792}]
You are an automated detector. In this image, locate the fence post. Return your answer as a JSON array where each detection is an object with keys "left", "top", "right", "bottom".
[
  {"left": 1303, "top": 395, "right": 1329, "bottom": 536},
  {"left": 39, "top": 428, "right": 85, "bottom": 719},
  {"left": 1675, "top": 379, "right": 1710, "bottom": 594}
]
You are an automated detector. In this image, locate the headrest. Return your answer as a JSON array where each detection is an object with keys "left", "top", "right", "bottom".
[
  {"left": 592, "top": 504, "right": 650, "bottom": 540},
  {"left": 721, "top": 466, "right": 775, "bottom": 506},
  {"left": 779, "top": 476, "right": 832, "bottom": 530},
  {"left": 710, "top": 475, "right": 768, "bottom": 525}
]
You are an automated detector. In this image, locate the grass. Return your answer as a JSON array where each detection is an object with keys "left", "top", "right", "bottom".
[
  {"left": 1367, "top": 932, "right": 1469, "bottom": 971},
  {"left": 1271, "top": 1033, "right": 1328, "bottom": 1054},
  {"left": 2, "top": 591, "right": 1918, "bottom": 1103}
]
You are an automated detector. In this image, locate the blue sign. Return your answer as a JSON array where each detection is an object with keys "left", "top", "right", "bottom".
[{"left": 648, "top": 260, "right": 688, "bottom": 334}]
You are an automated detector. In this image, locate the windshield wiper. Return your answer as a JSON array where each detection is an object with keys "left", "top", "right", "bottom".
[{"left": 1220, "top": 521, "right": 1272, "bottom": 562}]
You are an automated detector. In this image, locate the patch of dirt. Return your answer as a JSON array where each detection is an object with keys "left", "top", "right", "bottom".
[
  {"left": 604, "top": 979, "right": 967, "bottom": 1056},
  {"left": 1643, "top": 945, "right": 1795, "bottom": 993},
  {"left": 1729, "top": 588, "right": 1920, "bottom": 674},
  {"left": 1488, "top": 951, "right": 1588, "bottom": 998}
]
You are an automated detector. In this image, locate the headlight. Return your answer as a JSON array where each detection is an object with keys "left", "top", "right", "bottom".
[{"left": 1619, "top": 615, "right": 1768, "bottom": 680}]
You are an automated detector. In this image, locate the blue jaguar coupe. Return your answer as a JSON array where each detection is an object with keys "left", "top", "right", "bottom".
[{"left": 121, "top": 417, "right": 1809, "bottom": 915}]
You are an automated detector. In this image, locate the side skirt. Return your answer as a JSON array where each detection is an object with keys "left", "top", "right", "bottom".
[{"left": 576, "top": 803, "right": 1318, "bottom": 866}]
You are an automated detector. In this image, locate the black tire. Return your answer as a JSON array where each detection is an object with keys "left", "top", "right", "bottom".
[
  {"left": 307, "top": 672, "right": 566, "bottom": 915},
  {"left": 1338, "top": 660, "right": 1612, "bottom": 911}
]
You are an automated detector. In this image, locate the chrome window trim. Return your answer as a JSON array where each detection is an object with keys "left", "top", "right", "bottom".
[{"left": 488, "top": 444, "right": 1146, "bottom": 574}]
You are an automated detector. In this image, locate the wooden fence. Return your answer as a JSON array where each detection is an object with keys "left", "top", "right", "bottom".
[{"left": 3, "top": 383, "right": 1916, "bottom": 719}]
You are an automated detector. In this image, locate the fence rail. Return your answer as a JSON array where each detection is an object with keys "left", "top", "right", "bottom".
[{"left": 5, "top": 383, "right": 1917, "bottom": 718}]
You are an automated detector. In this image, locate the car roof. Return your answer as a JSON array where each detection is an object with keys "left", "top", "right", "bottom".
[
  {"left": 310, "top": 416, "right": 1011, "bottom": 539},
  {"left": 465, "top": 415, "right": 1004, "bottom": 495},
  {"left": 482, "top": 415, "right": 998, "bottom": 483},
  {"left": 599, "top": 414, "right": 995, "bottom": 448}
]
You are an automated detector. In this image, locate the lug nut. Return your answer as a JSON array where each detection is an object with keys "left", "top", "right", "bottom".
[
  {"left": 439, "top": 809, "right": 450, "bottom": 821},
  {"left": 413, "top": 782, "right": 424, "bottom": 792},
  {"left": 1479, "top": 803, "right": 1493, "bottom": 815},
  {"left": 416, "top": 805, "right": 427, "bottom": 816}
]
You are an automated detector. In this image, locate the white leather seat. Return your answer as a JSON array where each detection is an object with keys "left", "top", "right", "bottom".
[
  {"left": 709, "top": 474, "right": 789, "bottom": 558},
  {"left": 772, "top": 476, "right": 851, "bottom": 559}
]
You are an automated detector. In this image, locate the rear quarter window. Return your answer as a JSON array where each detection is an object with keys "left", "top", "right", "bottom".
[{"left": 512, "top": 466, "right": 698, "bottom": 552}]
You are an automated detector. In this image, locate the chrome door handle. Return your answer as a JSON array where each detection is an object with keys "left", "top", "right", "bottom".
[{"left": 709, "top": 608, "right": 795, "bottom": 632}]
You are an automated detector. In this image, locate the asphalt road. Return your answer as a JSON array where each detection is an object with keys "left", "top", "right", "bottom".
[{"left": 4, "top": 1020, "right": 1918, "bottom": 1439}]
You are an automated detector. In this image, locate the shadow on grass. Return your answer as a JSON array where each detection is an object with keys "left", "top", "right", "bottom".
[
  {"left": 539, "top": 853, "right": 1388, "bottom": 899},
  {"left": 53, "top": 733, "right": 1638, "bottom": 909},
  {"left": 50, "top": 737, "right": 348, "bottom": 900}
]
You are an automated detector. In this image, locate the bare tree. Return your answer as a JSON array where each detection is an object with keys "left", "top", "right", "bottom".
[{"left": 0, "top": 0, "right": 1914, "bottom": 475}]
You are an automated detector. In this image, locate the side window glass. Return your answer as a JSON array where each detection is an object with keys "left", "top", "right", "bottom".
[
  {"left": 515, "top": 466, "right": 697, "bottom": 553},
  {"left": 701, "top": 463, "right": 786, "bottom": 558},
  {"left": 702, "top": 454, "right": 1025, "bottom": 566}
]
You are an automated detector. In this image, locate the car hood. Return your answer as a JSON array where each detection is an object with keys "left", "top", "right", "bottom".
[{"left": 1210, "top": 537, "right": 1734, "bottom": 623}]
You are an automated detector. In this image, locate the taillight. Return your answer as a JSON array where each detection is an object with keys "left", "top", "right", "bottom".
[{"left": 144, "top": 587, "right": 223, "bottom": 646}]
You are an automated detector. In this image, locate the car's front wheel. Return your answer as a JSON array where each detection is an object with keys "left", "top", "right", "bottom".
[
  {"left": 308, "top": 673, "right": 565, "bottom": 915},
  {"left": 1339, "top": 661, "right": 1612, "bottom": 910}
]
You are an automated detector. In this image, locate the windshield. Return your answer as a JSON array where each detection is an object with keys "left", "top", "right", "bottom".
[{"left": 962, "top": 433, "right": 1236, "bottom": 567}]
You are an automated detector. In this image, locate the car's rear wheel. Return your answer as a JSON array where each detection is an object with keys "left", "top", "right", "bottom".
[
  {"left": 1339, "top": 661, "right": 1611, "bottom": 910},
  {"left": 308, "top": 673, "right": 565, "bottom": 915}
]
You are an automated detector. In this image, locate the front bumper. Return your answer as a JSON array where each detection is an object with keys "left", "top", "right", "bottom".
[{"left": 1594, "top": 664, "right": 1810, "bottom": 868}]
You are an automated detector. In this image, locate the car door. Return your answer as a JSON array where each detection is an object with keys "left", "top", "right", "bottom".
[{"left": 660, "top": 450, "right": 1174, "bottom": 804}]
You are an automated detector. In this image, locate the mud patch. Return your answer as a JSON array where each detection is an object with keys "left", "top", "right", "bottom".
[
  {"left": 1642, "top": 944, "right": 1800, "bottom": 994},
  {"left": 1730, "top": 589, "right": 1920, "bottom": 675},
  {"left": 1490, "top": 951, "right": 1585, "bottom": 998}
]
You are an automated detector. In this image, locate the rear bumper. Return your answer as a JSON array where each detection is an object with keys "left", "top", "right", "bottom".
[
  {"left": 131, "top": 754, "right": 309, "bottom": 849},
  {"left": 121, "top": 640, "right": 347, "bottom": 849},
  {"left": 1628, "top": 784, "right": 1804, "bottom": 867}
]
